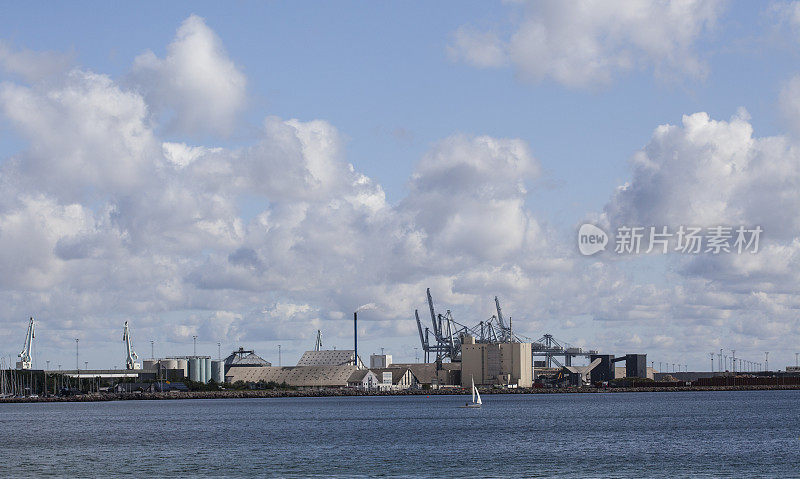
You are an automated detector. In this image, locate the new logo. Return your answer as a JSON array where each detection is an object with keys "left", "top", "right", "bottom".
[{"left": 578, "top": 224, "right": 608, "bottom": 256}]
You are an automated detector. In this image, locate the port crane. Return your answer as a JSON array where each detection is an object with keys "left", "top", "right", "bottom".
[
  {"left": 17, "top": 317, "right": 35, "bottom": 369},
  {"left": 123, "top": 321, "right": 141, "bottom": 370},
  {"left": 414, "top": 289, "right": 599, "bottom": 367}
]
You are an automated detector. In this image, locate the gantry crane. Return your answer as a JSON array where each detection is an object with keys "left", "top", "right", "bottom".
[
  {"left": 123, "top": 321, "right": 141, "bottom": 370},
  {"left": 414, "top": 289, "right": 599, "bottom": 367},
  {"left": 17, "top": 317, "right": 35, "bottom": 369}
]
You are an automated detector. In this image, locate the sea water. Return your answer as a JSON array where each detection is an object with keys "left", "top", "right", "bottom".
[{"left": 1, "top": 390, "right": 798, "bottom": 478}]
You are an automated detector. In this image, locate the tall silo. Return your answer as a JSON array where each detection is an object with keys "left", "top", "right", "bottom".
[
  {"left": 204, "top": 357, "right": 212, "bottom": 383},
  {"left": 211, "top": 360, "right": 225, "bottom": 383},
  {"left": 175, "top": 359, "right": 188, "bottom": 378},
  {"left": 188, "top": 357, "right": 201, "bottom": 382},
  {"left": 199, "top": 357, "right": 206, "bottom": 384}
]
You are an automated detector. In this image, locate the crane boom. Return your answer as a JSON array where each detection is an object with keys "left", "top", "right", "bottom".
[
  {"left": 123, "top": 321, "right": 141, "bottom": 370},
  {"left": 415, "top": 310, "right": 428, "bottom": 350},
  {"left": 427, "top": 288, "right": 439, "bottom": 338},
  {"left": 494, "top": 296, "right": 506, "bottom": 331},
  {"left": 17, "top": 317, "right": 34, "bottom": 369}
]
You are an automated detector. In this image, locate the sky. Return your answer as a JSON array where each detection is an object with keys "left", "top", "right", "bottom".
[{"left": 1, "top": 0, "right": 800, "bottom": 371}]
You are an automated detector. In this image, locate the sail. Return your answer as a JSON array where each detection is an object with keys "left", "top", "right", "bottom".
[
  {"left": 471, "top": 376, "right": 476, "bottom": 403},
  {"left": 475, "top": 386, "right": 482, "bottom": 405}
]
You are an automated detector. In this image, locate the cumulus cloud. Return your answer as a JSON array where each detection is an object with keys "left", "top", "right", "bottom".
[
  {"left": 598, "top": 109, "right": 800, "bottom": 361},
  {"left": 402, "top": 134, "right": 542, "bottom": 263},
  {"left": 605, "top": 110, "right": 800, "bottom": 240},
  {"left": 448, "top": 0, "right": 724, "bottom": 87},
  {"left": 0, "top": 70, "right": 159, "bottom": 201},
  {"left": 0, "top": 41, "right": 73, "bottom": 81},
  {"left": 130, "top": 14, "right": 246, "bottom": 136}
]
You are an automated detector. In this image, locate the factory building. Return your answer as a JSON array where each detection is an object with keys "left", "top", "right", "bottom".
[
  {"left": 141, "top": 356, "right": 224, "bottom": 384},
  {"left": 370, "top": 354, "right": 392, "bottom": 368},
  {"left": 461, "top": 338, "right": 533, "bottom": 388}
]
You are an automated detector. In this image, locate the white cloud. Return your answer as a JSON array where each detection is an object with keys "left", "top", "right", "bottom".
[
  {"left": 131, "top": 14, "right": 246, "bottom": 136},
  {"left": 605, "top": 110, "right": 800, "bottom": 240},
  {"left": 449, "top": 0, "right": 724, "bottom": 87},
  {"left": 447, "top": 26, "right": 507, "bottom": 68},
  {"left": 402, "top": 134, "right": 542, "bottom": 263},
  {"left": 0, "top": 70, "right": 158, "bottom": 201},
  {"left": 0, "top": 41, "right": 73, "bottom": 82}
]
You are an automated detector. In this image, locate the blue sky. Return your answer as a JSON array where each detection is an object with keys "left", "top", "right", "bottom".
[{"left": 2, "top": 1, "right": 800, "bottom": 370}]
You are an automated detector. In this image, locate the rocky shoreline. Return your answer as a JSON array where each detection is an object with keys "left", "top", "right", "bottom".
[{"left": 2, "top": 384, "right": 800, "bottom": 403}]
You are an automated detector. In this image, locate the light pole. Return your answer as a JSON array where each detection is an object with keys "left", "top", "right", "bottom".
[
  {"left": 192, "top": 335, "right": 198, "bottom": 356},
  {"left": 765, "top": 352, "right": 769, "bottom": 372},
  {"left": 731, "top": 350, "right": 736, "bottom": 373},
  {"left": 278, "top": 344, "right": 282, "bottom": 367},
  {"left": 151, "top": 340, "right": 154, "bottom": 360}
]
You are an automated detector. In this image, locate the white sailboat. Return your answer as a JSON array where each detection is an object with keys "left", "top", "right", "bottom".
[{"left": 460, "top": 375, "right": 482, "bottom": 408}]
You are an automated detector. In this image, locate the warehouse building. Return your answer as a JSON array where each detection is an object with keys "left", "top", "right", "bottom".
[
  {"left": 297, "top": 350, "right": 364, "bottom": 368},
  {"left": 225, "top": 365, "right": 358, "bottom": 388}
]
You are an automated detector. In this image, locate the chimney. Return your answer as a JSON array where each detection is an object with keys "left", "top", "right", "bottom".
[{"left": 354, "top": 311, "right": 358, "bottom": 368}]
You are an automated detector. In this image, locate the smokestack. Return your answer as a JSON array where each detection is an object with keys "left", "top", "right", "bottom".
[{"left": 354, "top": 311, "right": 358, "bottom": 368}]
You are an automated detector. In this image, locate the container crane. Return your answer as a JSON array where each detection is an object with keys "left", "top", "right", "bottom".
[
  {"left": 123, "top": 321, "right": 141, "bottom": 370},
  {"left": 17, "top": 317, "right": 35, "bottom": 369}
]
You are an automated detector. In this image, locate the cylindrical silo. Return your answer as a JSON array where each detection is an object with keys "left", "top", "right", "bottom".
[
  {"left": 211, "top": 360, "right": 225, "bottom": 383},
  {"left": 204, "top": 357, "right": 212, "bottom": 383},
  {"left": 162, "top": 359, "right": 178, "bottom": 370},
  {"left": 142, "top": 360, "right": 157, "bottom": 370},
  {"left": 189, "top": 357, "right": 201, "bottom": 382},
  {"left": 175, "top": 359, "right": 188, "bottom": 377},
  {"left": 199, "top": 358, "right": 206, "bottom": 384}
]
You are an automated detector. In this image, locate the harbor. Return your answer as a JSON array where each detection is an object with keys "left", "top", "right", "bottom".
[{"left": 4, "top": 288, "right": 799, "bottom": 401}]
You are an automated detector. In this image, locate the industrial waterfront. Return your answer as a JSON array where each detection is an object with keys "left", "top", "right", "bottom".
[{"left": 3, "top": 288, "right": 799, "bottom": 400}]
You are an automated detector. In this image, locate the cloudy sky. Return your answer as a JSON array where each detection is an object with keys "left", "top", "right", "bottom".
[{"left": 1, "top": 1, "right": 800, "bottom": 371}]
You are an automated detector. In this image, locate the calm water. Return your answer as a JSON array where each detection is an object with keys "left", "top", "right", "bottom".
[{"left": 1, "top": 390, "right": 799, "bottom": 478}]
